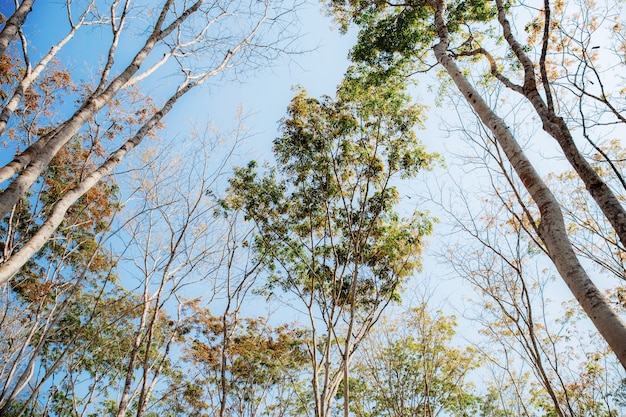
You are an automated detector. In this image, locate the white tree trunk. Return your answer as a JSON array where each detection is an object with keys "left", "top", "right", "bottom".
[
  {"left": 0, "top": 0, "right": 203, "bottom": 218},
  {"left": 0, "top": 81, "right": 188, "bottom": 285},
  {"left": 0, "top": 16, "right": 255, "bottom": 281},
  {"left": 492, "top": 0, "right": 626, "bottom": 249},
  {"left": 0, "top": 0, "right": 272, "bottom": 283},
  {"left": 432, "top": 0, "right": 626, "bottom": 370}
]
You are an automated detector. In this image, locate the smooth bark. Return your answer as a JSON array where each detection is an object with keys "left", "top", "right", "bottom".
[
  {"left": 0, "top": 11, "right": 259, "bottom": 284},
  {"left": 0, "top": 0, "right": 202, "bottom": 218},
  {"left": 431, "top": 0, "right": 626, "bottom": 370},
  {"left": 491, "top": 0, "right": 626, "bottom": 250},
  {"left": 0, "top": 91, "right": 183, "bottom": 284}
]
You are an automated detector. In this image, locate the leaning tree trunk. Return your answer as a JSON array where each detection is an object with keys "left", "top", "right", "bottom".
[
  {"left": 431, "top": 0, "right": 626, "bottom": 370},
  {"left": 0, "top": 0, "right": 35, "bottom": 58},
  {"left": 0, "top": 78, "right": 195, "bottom": 285},
  {"left": 0, "top": 0, "right": 203, "bottom": 218},
  {"left": 492, "top": 0, "right": 626, "bottom": 250},
  {"left": 0, "top": 20, "right": 251, "bottom": 285}
]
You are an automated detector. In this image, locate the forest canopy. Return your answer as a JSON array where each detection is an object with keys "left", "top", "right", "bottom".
[{"left": 1, "top": 0, "right": 626, "bottom": 416}]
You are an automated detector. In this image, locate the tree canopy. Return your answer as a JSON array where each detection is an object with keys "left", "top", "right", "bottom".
[{"left": 1, "top": 0, "right": 626, "bottom": 415}]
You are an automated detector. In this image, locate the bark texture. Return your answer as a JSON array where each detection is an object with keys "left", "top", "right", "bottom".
[
  {"left": 492, "top": 0, "right": 626, "bottom": 250},
  {"left": 432, "top": 0, "right": 626, "bottom": 370},
  {"left": 0, "top": 0, "right": 35, "bottom": 58}
]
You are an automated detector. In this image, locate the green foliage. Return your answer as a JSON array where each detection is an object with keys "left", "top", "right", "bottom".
[
  {"left": 329, "top": 0, "right": 496, "bottom": 76},
  {"left": 225, "top": 67, "right": 436, "bottom": 312},
  {"left": 223, "top": 68, "right": 439, "bottom": 414},
  {"left": 348, "top": 305, "right": 482, "bottom": 416},
  {"left": 351, "top": 7, "right": 435, "bottom": 71}
]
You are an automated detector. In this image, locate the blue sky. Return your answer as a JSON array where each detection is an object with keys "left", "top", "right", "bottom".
[
  {"left": 174, "top": 4, "right": 359, "bottom": 161},
  {"left": 2, "top": 0, "right": 450, "bottom": 305},
  {"left": 2, "top": 1, "right": 360, "bottom": 165},
  {"left": 3, "top": 0, "right": 612, "bottom": 320},
  {"left": 3, "top": 2, "right": 626, "bottom": 398},
  {"left": 7, "top": 1, "right": 353, "bottom": 134}
]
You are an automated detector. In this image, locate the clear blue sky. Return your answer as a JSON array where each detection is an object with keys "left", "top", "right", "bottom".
[
  {"left": 175, "top": 3, "right": 359, "bottom": 161},
  {"left": 0, "top": 0, "right": 357, "bottom": 161}
]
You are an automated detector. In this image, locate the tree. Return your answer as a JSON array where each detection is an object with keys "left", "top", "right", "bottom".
[
  {"left": 0, "top": 0, "right": 298, "bottom": 284},
  {"left": 9, "top": 279, "right": 145, "bottom": 417},
  {"left": 348, "top": 305, "right": 481, "bottom": 417},
  {"left": 443, "top": 182, "right": 626, "bottom": 417},
  {"left": 0, "top": 234, "right": 126, "bottom": 416},
  {"left": 547, "top": 141, "right": 626, "bottom": 283},
  {"left": 129, "top": 127, "right": 309, "bottom": 417},
  {"left": 430, "top": 87, "right": 626, "bottom": 416},
  {"left": 178, "top": 306, "right": 308, "bottom": 417},
  {"left": 328, "top": 0, "right": 626, "bottom": 368},
  {"left": 0, "top": 1, "right": 103, "bottom": 137},
  {"left": 104, "top": 124, "right": 250, "bottom": 417},
  {"left": 225, "top": 67, "right": 436, "bottom": 416},
  {"left": 0, "top": 127, "right": 121, "bottom": 415},
  {"left": 0, "top": 0, "right": 35, "bottom": 59},
  {"left": 0, "top": 120, "right": 253, "bottom": 417}
]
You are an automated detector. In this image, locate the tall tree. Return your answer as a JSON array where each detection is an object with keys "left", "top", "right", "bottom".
[
  {"left": 225, "top": 67, "right": 436, "bottom": 416},
  {"left": 328, "top": 0, "right": 626, "bottom": 368},
  {"left": 547, "top": 141, "right": 626, "bottom": 282},
  {"left": 0, "top": 120, "right": 251, "bottom": 417},
  {"left": 0, "top": 213, "right": 121, "bottom": 416},
  {"left": 0, "top": 0, "right": 298, "bottom": 284},
  {"left": 0, "top": 108, "right": 121, "bottom": 415},
  {"left": 422, "top": 62, "right": 626, "bottom": 416},
  {"left": 443, "top": 172, "right": 626, "bottom": 417},
  {"left": 105, "top": 124, "right": 250, "bottom": 417}
]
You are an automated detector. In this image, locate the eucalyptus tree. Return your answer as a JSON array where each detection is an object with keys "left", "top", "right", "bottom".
[
  {"left": 328, "top": 0, "right": 626, "bottom": 368},
  {"left": 225, "top": 67, "right": 436, "bottom": 417}
]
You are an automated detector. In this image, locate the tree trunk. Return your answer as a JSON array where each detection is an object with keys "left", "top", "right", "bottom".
[
  {"left": 432, "top": 0, "right": 626, "bottom": 370},
  {"left": 0, "top": 0, "right": 35, "bottom": 58},
  {"left": 493, "top": 0, "right": 626, "bottom": 250},
  {"left": 0, "top": 0, "right": 202, "bottom": 218},
  {"left": 0, "top": 78, "right": 194, "bottom": 284}
]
